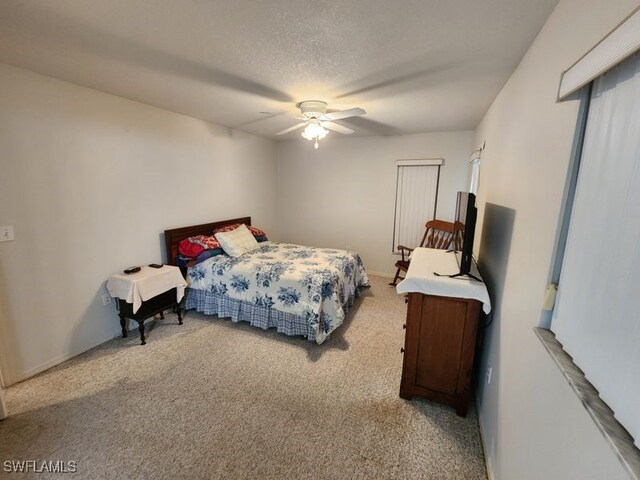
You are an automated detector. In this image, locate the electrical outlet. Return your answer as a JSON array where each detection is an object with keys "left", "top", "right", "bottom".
[
  {"left": 486, "top": 365, "right": 493, "bottom": 384},
  {"left": 102, "top": 294, "right": 112, "bottom": 306},
  {"left": 0, "top": 226, "right": 14, "bottom": 242}
]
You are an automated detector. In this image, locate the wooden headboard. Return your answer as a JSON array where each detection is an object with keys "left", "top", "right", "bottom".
[{"left": 163, "top": 216, "right": 251, "bottom": 267}]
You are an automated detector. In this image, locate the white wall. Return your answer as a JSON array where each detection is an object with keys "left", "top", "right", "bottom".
[
  {"left": 0, "top": 64, "right": 278, "bottom": 386},
  {"left": 276, "top": 131, "right": 475, "bottom": 276},
  {"left": 472, "top": 0, "right": 638, "bottom": 479}
]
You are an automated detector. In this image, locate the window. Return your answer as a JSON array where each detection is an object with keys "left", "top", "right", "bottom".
[
  {"left": 551, "top": 51, "right": 640, "bottom": 448},
  {"left": 392, "top": 159, "right": 442, "bottom": 253}
]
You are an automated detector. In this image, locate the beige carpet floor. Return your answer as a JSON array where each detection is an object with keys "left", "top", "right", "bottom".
[{"left": 0, "top": 275, "right": 487, "bottom": 479}]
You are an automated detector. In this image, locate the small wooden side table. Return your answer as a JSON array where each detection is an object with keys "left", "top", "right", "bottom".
[{"left": 107, "top": 265, "right": 188, "bottom": 345}]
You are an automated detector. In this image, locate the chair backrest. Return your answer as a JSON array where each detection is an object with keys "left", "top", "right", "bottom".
[
  {"left": 419, "top": 220, "right": 454, "bottom": 250},
  {"left": 453, "top": 221, "right": 465, "bottom": 251}
]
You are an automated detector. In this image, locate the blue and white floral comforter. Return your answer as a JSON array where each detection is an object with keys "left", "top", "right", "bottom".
[{"left": 185, "top": 242, "right": 370, "bottom": 344}]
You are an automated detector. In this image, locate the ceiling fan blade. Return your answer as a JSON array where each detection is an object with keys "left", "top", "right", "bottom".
[
  {"left": 322, "top": 121, "right": 355, "bottom": 135},
  {"left": 339, "top": 116, "right": 401, "bottom": 136},
  {"left": 275, "top": 122, "right": 307, "bottom": 135},
  {"left": 323, "top": 108, "right": 366, "bottom": 121}
]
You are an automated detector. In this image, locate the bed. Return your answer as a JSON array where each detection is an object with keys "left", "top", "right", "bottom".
[{"left": 164, "top": 217, "right": 370, "bottom": 344}]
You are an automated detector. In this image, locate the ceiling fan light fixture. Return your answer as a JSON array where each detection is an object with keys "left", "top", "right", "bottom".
[{"left": 301, "top": 119, "right": 328, "bottom": 144}]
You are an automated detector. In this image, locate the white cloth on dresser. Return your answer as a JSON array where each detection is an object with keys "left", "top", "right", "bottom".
[{"left": 396, "top": 247, "right": 491, "bottom": 314}]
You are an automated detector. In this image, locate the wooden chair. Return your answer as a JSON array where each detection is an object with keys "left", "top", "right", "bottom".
[{"left": 389, "top": 220, "right": 455, "bottom": 286}]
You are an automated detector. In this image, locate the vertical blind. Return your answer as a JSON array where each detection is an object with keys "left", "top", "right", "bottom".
[
  {"left": 551, "top": 52, "right": 640, "bottom": 447},
  {"left": 392, "top": 159, "right": 442, "bottom": 252}
]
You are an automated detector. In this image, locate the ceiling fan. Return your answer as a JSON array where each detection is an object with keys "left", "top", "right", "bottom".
[{"left": 276, "top": 100, "right": 366, "bottom": 149}]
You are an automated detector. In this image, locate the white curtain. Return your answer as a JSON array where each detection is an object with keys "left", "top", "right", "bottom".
[
  {"left": 393, "top": 165, "right": 440, "bottom": 251},
  {"left": 551, "top": 53, "right": 640, "bottom": 447},
  {"left": 469, "top": 157, "right": 480, "bottom": 195}
]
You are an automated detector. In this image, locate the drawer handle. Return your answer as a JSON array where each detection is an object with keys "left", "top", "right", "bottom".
[
  {"left": 400, "top": 347, "right": 405, "bottom": 353},
  {"left": 402, "top": 324, "right": 406, "bottom": 329}
]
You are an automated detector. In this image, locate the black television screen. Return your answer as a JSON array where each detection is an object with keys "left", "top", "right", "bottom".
[{"left": 454, "top": 192, "right": 477, "bottom": 275}]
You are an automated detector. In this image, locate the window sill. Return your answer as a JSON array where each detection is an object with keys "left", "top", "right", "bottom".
[{"left": 534, "top": 327, "right": 640, "bottom": 480}]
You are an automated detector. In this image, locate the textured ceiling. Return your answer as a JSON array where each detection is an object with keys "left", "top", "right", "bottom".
[{"left": 0, "top": 0, "right": 558, "bottom": 140}]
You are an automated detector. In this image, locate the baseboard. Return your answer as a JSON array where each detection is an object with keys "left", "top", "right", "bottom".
[
  {"left": 7, "top": 313, "right": 175, "bottom": 386},
  {"left": 476, "top": 396, "right": 496, "bottom": 480},
  {"left": 6, "top": 327, "right": 126, "bottom": 386}
]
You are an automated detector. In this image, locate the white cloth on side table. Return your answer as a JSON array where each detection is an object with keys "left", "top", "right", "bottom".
[
  {"left": 396, "top": 248, "right": 491, "bottom": 314},
  {"left": 106, "top": 265, "right": 187, "bottom": 314}
]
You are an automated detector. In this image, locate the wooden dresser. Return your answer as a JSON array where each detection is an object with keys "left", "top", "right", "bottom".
[{"left": 396, "top": 248, "right": 490, "bottom": 417}]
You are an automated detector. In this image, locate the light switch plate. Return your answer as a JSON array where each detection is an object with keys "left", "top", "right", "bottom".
[{"left": 0, "top": 226, "right": 14, "bottom": 242}]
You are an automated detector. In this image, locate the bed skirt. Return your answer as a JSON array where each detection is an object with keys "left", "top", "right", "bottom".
[{"left": 184, "top": 286, "right": 367, "bottom": 343}]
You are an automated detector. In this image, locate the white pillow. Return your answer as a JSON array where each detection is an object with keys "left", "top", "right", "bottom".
[{"left": 214, "top": 224, "right": 259, "bottom": 257}]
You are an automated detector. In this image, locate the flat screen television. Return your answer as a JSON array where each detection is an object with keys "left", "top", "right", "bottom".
[{"left": 453, "top": 191, "right": 479, "bottom": 278}]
